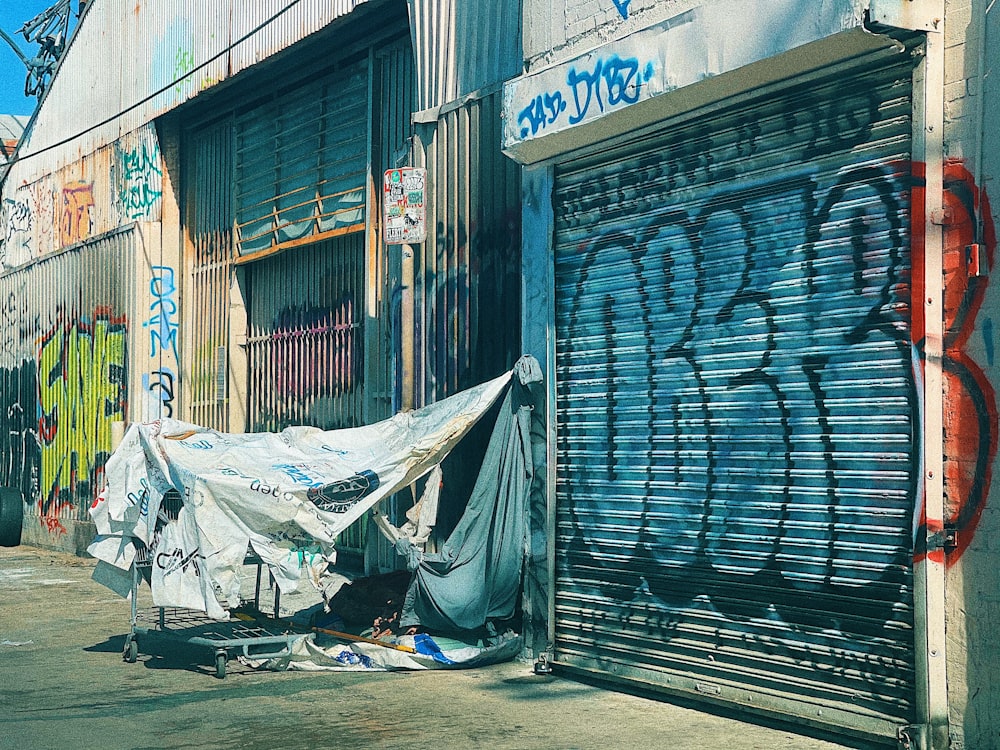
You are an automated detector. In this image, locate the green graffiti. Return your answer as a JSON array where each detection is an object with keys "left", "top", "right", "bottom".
[{"left": 38, "top": 315, "right": 128, "bottom": 510}]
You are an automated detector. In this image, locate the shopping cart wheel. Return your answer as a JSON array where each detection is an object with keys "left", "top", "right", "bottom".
[
  {"left": 123, "top": 638, "right": 138, "bottom": 663},
  {"left": 214, "top": 651, "right": 227, "bottom": 679}
]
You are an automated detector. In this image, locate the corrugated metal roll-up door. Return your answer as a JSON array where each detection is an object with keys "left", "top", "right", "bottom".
[{"left": 552, "top": 54, "right": 917, "bottom": 738}]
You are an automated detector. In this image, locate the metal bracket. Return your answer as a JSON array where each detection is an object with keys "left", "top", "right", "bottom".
[
  {"left": 533, "top": 651, "right": 553, "bottom": 675},
  {"left": 966, "top": 243, "right": 989, "bottom": 278},
  {"left": 943, "top": 524, "right": 959, "bottom": 554},
  {"left": 897, "top": 724, "right": 915, "bottom": 749}
]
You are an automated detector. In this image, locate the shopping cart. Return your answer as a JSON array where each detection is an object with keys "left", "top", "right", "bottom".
[{"left": 121, "top": 493, "right": 307, "bottom": 679}]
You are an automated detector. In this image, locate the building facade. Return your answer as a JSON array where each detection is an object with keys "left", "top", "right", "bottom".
[
  {"left": 1, "top": 0, "right": 997, "bottom": 747},
  {"left": 0, "top": 0, "right": 521, "bottom": 561},
  {"left": 507, "top": 0, "right": 998, "bottom": 747}
]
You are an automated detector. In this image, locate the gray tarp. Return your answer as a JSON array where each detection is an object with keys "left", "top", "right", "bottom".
[{"left": 398, "top": 355, "right": 541, "bottom": 632}]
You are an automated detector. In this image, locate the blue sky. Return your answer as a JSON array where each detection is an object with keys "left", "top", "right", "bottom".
[{"left": 0, "top": 1, "right": 75, "bottom": 117}]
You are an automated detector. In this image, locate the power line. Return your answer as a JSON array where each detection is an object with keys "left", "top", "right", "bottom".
[{"left": 6, "top": 0, "right": 307, "bottom": 170}]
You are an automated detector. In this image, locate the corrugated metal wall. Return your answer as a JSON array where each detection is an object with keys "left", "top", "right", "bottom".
[
  {"left": 10, "top": 0, "right": 377, "bottom": 188},
  {"left": 410, "top": 91, "right": 522, "bottom": 406},
  {"left": 407, "top": 0, "right": 522, "bottom": 111},
  {"left": 399, "top": 90, "right": 522, "bottom": 549},
  {"left": 400, "top": 0, "right": 524, "bottom": 549},
  {"left": 551, "top": 53, "right": 917, "bottom": 738},
  {"left": 0, "top": 229, "right": 134, "bottom": 536},
  {"left": 373, "top": 39, "right": 416, "bottom": 416},
  {"left": 185, "top": 118, "right": 234, "bottom": 431}
]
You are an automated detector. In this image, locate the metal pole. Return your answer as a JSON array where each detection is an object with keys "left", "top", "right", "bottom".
[{"left": 911, "top": 20, "right": 950, "bottom": 750}]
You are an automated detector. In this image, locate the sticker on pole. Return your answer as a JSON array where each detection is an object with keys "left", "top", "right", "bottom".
[{"left": 383, "top": 167, "right": 426, "bottom": 244}]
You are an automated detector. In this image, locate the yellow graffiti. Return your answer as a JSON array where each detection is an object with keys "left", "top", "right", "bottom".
[
  {"left": 60, "top": 181, "right": 95, "bottom": 247},
  {"left": 38, "top": 317, "right": 127, "bottom": 506}
]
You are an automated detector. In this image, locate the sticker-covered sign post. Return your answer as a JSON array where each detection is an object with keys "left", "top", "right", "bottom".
[{"left": 383, "top": 167, "right": 427, "bottom": 244}]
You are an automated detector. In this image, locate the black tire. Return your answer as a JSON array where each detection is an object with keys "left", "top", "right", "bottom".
[
  {"left": 124, "top": 638, "right": 138, "bottom": 663},
  {"left": 0, "top": 487, "right": 23, "bottom": 547}
]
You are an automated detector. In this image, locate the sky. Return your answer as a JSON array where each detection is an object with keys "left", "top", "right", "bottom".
[{"left": 0, "top": 0, "right": 76, "bottom": 117}]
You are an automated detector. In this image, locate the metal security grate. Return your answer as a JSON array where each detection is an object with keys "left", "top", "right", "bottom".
[
  {"left": 551, "top": 52, "right": 917, "bottom": 738},
  {"left": 185, "top": 119, "right": 235, "bottom": 431}
]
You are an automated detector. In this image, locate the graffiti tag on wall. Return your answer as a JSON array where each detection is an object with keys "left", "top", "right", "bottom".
[
  {"left": 0, "top": 183, "right": 47, "bottom": 268},
  {"left": 60, "top": 181, "right": 95, "bottom": 247},
  {"left": 611, "top": 0, "right": 631, "bottom": 20},
  {"left": 144, "top": 265, "right": 179, "bottom": 359},
  {"left": 551, "top": 70, "right": 997, "bottom": 693},
  {"left": 2, "top": 197, "right": 31, "bottom": 257},
  {"left": 112, "top": 140, "right": 163, "bottom": 222},
  {"left": 911, "top": 160, "right": 998, "bottom": 564},
  {"left": 38, "top": 312, "right": 128, "bottom": 521},
  {"left": 142, "top": 367, "right": 176, "bottom": 418},
  {"left": 518, "top": 53, "right": 655, "bottom": 139},
  {"left": 0, "top": 359, "right": 40, "bottom": 504}
]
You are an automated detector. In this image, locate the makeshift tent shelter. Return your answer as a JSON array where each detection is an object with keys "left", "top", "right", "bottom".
[{"left": 90, "top": 357, "right": 542, "bottom": 647}]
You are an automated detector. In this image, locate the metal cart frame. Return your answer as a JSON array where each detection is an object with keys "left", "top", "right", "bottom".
[{"left": 123, "top": 548, "right": 307, "bottom": 679}]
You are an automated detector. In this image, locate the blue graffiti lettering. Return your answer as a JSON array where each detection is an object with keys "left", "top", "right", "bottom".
[
  {"left": 518, "top": 91, "right": 568, "bottom": 139},
  {"left": 143, "top": 265, "right": 179, "bottom": 359},
  {"left": 567, "top": 54, "right": 646, "bottom": 125},
  {"left": 518, "top": 54, "right": 653, "bottom": 139}
]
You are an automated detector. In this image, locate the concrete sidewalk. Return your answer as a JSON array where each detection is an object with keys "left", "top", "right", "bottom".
[{"left": 0, "top": 545, "right": 867, "bottom": 750}]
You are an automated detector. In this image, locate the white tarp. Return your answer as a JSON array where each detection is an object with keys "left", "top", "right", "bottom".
[{"left": 89, "top": 369, "right": 513, "bottom": 619}]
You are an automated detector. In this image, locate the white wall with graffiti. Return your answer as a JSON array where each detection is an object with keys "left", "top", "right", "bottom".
[
  {"left": 1, "top": 123, "right": 163, "bottom": 271},
  {"left": 0, "top": 117, "right": 167, "bottom": 552},
  {"left": 11, "top": 0, "right": 372, "bottom": 184}
]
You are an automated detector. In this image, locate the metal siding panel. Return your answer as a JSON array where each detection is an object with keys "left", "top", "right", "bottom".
[
  {"left": 12, "top": 0, "right": 370, "bottom": 186},
  {"left": 408, "top": 89, "right": 521, "bottom": 401},
  {"left": 228, "top": 0, "right": 369, "bottom": 78},
  {"left": 408, "top": 0, "right": 522, "bottom": 110},
  {"left": 185, "top": 120, "right": 234, "bottom": 431},
  {"left": 374, "top": 40, "right": 416, "bottom": 416},
  {"left": 552, "top": 58, "right": 916, "bottom": 737},
  {"left": 0, "top": 230, "right": 133, "bottom": 534}
]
